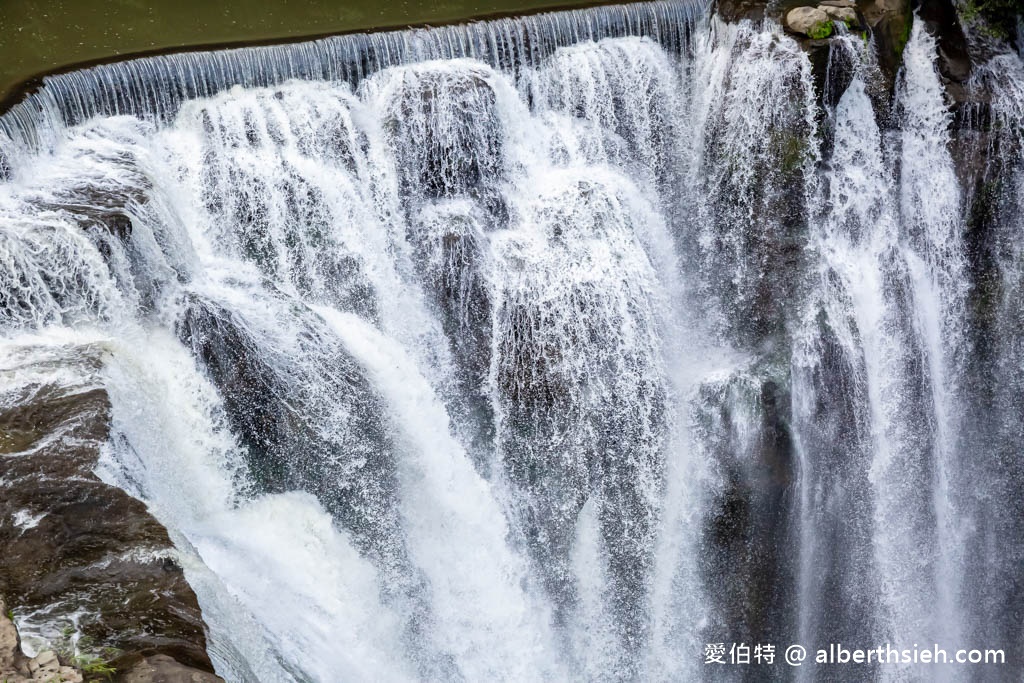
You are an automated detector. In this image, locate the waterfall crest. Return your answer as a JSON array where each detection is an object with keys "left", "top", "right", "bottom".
[{"left": 1, "top": 2, "right": 1023, "bottom": 681}]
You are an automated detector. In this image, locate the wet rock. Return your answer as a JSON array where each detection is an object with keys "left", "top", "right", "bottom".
[
  {"left": 39, "top": 142, "right": 150, "bottom": 242},
  {"left": 786, "top": 6, "right": 834, "bottom": 39},
  {"left": 376, "top": 64, "right": 507, "bottom": 222},
  {"left": 956, "top": 0, "right": 1022, "bottom": 47},
  {"left": 0, "top": 350, "right": 220, "bottom": 682},
  {"left": 789, "top": 297, "right": 908, "bottom": 650},
  {"left": 118, "top": 654, "right": 221, "bottom": 682},
  {"left": 698, "top": 370, "right": 798, "bottom": 646},
  {"left": 699, "top": 25, "right": 816, "bottom": 349},
  {"left": 177, "top": 294, "right": 401, "bottom": 544},
  {"left": 0, "top": 599, "right": 23, "bottom": 671},
  {"left": 916, "top": 0, "right": 973, "bottom": 105},
  {"left": 488, "top": 179, "right": 669, "bottom": 661},
  {"left": 2, "top": 600, "right": 82, "bottom": 682},
  {"left": 409, "top": 203, "right": 495, "bottom": 465},
  {"left": 860, "top": 0, "right": 913, "bottom": 87},
  {"left": 176, "top": 294, "right": 439, "bottom": 669},
  {"left": 719, "top": 0, "right": 998, "bottom": 111}
]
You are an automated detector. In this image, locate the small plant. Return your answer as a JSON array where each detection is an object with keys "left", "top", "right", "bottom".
[
  {"left": 73, "top": 654, "right": 116, "bottom": 681},
  {"left": 808, "top": 20, "right": 834, "bottom": 40},
  {"left": 53, "top": 626, "right": 76, "bottom": 661}
]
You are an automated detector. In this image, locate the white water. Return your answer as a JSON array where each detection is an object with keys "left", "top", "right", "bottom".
[{"left": 1, "top": 4, "right": 1022, "bottom": 681}]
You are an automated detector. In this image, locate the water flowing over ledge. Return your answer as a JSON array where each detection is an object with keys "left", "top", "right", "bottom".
[{"left": 0, "top": 0, "right": 708, "bottom": 152}]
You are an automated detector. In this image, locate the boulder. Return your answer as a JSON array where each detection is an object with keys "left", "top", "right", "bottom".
[
  {"left": 786, "top": 6, "right": 834, "bottom": 39},
  {"left": 822, "top": 5, "right": 858, "bottom": 24}
]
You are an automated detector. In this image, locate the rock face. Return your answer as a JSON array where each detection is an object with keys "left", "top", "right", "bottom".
[
  {"left": 0, "top": 347, "right": 221, "bottom": 682},
  {"left": 698, "top": 372, "right": 797, "bottom": 649},
  {"left": 744, "top": 0, "right": 1009, "bottom": 108},
  {"left": 860, "top": 0, "right": 915, "bottom": 87}
]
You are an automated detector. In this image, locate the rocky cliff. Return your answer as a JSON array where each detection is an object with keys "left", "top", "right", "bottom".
[{"left": 0, "top": 345, "right": 221, "bottom": 683}]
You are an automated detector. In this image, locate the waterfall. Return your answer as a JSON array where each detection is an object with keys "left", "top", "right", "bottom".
[{"left": 2, "top": 1, "right": 1023, "bottom": 680}]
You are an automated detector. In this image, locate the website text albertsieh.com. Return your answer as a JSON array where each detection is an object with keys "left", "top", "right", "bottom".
[{"left": 703, "top": 642, "right": 1006, "bottom": 668}]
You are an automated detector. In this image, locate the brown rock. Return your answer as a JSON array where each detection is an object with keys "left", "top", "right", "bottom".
[
  {"left": 858, "top": 0, "right": 913, "bottom": 88},
  {"left": 27, "top": 650, "right": 57, "bottom": 673},
  {"left": 716, "top": 0, "right": 769, "bottom": 22},
  {"left": 0, "top": 347, "right": 221, "bottom": 682},
  {"left": 1, "top": 597, "right": 24, "bottom": 674}
]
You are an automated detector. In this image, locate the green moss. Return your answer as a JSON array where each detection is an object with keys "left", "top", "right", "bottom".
[
  {"left": 895, "top": 15, "right": 913, "bottom": 58},
  {"left": 808, "top": 20, "right": 834, "bottom": 40},
  {"left": 778, "top": 132, "right": 810, "bottom": 176},
  {"left": 960, "top": 0, "right": 1022, "bottom": 40}
]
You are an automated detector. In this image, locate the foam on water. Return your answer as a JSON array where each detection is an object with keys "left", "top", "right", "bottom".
[{"left": 1, "top": 4, "right": 1023, "bottom": 682}]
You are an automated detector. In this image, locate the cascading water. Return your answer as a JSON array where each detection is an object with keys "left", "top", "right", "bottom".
[{"left": 1, "top": 1, "right": 1023, "bottom": 680}]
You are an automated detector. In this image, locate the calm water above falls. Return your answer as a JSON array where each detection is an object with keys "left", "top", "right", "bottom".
[{"left": 1, "top": 2, "right": 1023, "bottom": 680}]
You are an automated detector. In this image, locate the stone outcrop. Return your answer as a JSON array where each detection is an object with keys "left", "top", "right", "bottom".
[
  {"left": 786, "top": 6, "right": 836, "bottom": 39},
  {"left": 0, "top": 348, "right": 222, "bottom": 682},
  {"left": 821, "top": 4, "right": 857, "bottom": 24},
  {"left": 732, "top": 0, "right": 993, "bottom": 108},
  {"left": 783, "top": 0, "right": 860, "bottom": 39}
]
